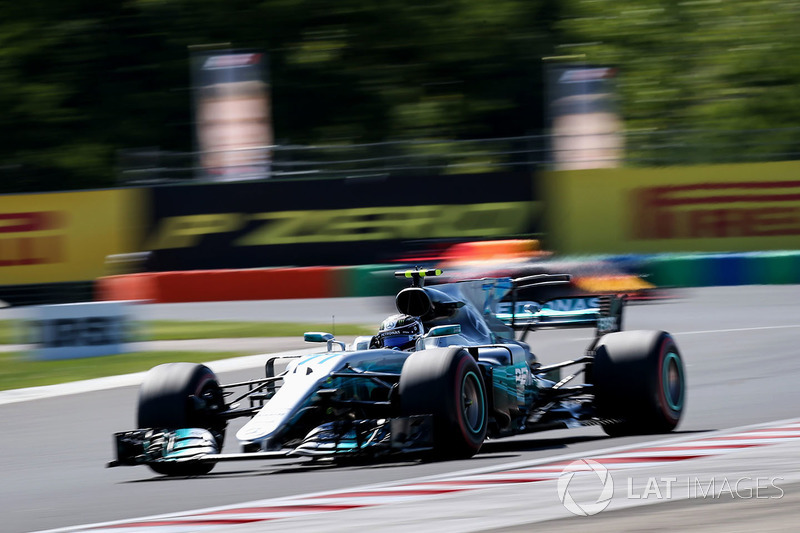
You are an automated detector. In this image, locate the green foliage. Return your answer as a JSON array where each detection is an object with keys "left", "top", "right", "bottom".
[
  {"left": 558, "top": 0, "right": 800, "bottom": 164},
  {"left": 2, "top": 0, "right": 800, "bottom": 187},
  {"left": 0, "top": 0, "right": 565, "bottom": 189}
]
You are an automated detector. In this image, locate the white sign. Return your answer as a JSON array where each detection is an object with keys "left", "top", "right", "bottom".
[{"left": 29, "top": 302, "right": 132, "bottom": 360}]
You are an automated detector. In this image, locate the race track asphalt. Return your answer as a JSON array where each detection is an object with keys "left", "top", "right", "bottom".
[
  {"left": 2, "top": 285, "right": 800, "bottom": 532},
  {"left": 495, "top": 481, "right": 800, "bottom": 533}
]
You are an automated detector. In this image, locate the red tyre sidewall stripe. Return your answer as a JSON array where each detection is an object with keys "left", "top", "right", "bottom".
[{"left": 453, "top": 356, "right": 481, "bottom": 448}]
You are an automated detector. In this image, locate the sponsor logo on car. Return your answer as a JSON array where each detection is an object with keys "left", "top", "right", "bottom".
[{"left": 497, "top": 297, "right": 600, "bottom": 316}]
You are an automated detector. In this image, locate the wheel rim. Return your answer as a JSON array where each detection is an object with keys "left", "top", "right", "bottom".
[
  {"left": 461, "top": 371, "right": 485, "bottom": 434},
  {"left": 662, "top": 352, "right": 684, "bottom": 412}
]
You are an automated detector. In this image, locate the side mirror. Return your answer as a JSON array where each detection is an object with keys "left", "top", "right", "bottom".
[
  {"left": 416, "top": 324, "right": 462, "bottom": 351},
  {"left": 304, "top": 331, "right": 346, "bottom": 352},
  {"left": 304, "top": 332, "right": 334, "bottom": 343},
  {"left": 427, "top": 324, "right": 461, "bottom": 337}
]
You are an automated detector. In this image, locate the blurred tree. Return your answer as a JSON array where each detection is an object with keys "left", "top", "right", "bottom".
[
  {"left": 0, "top": 0, "right": 192, "bottom": 190},
  {"left": 0, "top": 0, "right": 566, "bottom": 190},
  {"left": 558, "top": 0, "right": 800, "bottom": 164},
  {"left": 2, "top": 0, "right": 800, "bottom": 190}
]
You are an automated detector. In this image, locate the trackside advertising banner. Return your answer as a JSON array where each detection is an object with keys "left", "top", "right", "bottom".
[
  {"left": 544, "top": 161, "right": 800, "bottom": 254},
  {"left": 191, "top": 49, "right": 273, "bottom": 181},
  {"left": 0, "top": 189, "right": 144, "bottom": 284},
  {"left": 545, "top": 64, "right": 623, "bottom": 171},
  {"left": 28, "top": 301, "right": 133, "bottom": 360},
  {"left": 144, "top": 173, "right": 541, "bottom": 270}
]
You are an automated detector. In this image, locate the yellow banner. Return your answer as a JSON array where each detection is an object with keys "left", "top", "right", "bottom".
[
  {"left": 0, "top": 189, "right": 144, "bottom": 284},
  {"left": 544, "top": 161, "right": 800, "bottom": 254}
]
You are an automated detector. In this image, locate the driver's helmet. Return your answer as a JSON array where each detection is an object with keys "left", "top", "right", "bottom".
[{"left": 373, "top": 314, "right": 423, "bottom": 350}]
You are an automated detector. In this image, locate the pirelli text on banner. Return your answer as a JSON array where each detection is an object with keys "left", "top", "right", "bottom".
[
  {"left": 0, "top": 211, "right": 66, "bottom": 267},
  {"left": 633, "top": 181, "right": 800, "bottom": 240},
  {"left": 543, "top": 161, "right": 800, "bottom": 254},
  {"left": 0, "top": 189, "right": 144, "bottom": 285}
]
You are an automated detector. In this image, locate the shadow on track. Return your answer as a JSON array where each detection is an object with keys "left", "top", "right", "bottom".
[
  {"left": 118, "top": 429, "right": 714, "bottom": 483},
  {"left": 480, "top": 428, "right": 712, "bottom": 455}
]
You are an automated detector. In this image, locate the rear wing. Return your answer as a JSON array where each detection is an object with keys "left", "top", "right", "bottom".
[
  {"left": 493, "top": 274, "right": 625, "bottom": 338},
  {"left": 392, "top": 268, "right": 624, "bottom": 339}
]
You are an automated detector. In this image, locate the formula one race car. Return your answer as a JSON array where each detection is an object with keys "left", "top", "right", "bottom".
[
  {"left": 429, "top": 239, "right": 664, "bottom": 302},
  {"left": 394, "top": 239, "right": 664, "bottom": 302},
  {"left": 109, "top": 268, "right": 686, "bottom": 476}
]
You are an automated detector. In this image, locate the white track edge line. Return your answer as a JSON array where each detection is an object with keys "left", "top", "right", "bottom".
[{"left": 35, "top": 416, "right": 800, "bottom": 533}]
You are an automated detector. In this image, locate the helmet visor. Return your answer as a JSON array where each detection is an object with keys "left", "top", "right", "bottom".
[{"left": 383, "top": 335, "right": 415, "bottom": 349}]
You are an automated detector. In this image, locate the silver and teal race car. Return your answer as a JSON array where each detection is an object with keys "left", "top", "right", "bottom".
[{"left": 109, "top": 268, "right": 685, "bottom": 476}]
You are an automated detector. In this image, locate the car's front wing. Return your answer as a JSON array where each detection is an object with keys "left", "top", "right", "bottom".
[{"left": 107, "top": 415, "right": 434, "bottom": 469}]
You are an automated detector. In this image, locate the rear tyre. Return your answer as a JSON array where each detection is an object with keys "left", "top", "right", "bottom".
[
  {"left": 592, "top": 330, "right": 685, "bottom": 436},
  {"left": 399, "top": 348, "right": 488, "bottom": 458},
  {"left": 137, "top": 363, "right": 226, "bottom": 476}
]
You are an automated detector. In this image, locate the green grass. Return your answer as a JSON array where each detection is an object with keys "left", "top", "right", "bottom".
[
  {"left": 0, "top": 350, "right": 251, "bottom": 391},
  {"left": 145, "top": 321, "right": 372, "bottom": 341},
  {"left": 0, "top": 320, "right": 15, "bottom": 344},
  {"left": 0, "top": 320, "right": 373, "bottom": 344},
  {"left": 0, "top": 320, "right": 375, "bottom": 391}
]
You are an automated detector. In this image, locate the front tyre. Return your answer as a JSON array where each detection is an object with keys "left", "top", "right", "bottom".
[
  {"left": 592, "top": 330, "right": 685, "bottom": 436},
  {"left": 137, "top": 363, "right": 226, "bottom": 476},
  {"left": 399, "top": 348, "right": 488, "bottom": 459}
]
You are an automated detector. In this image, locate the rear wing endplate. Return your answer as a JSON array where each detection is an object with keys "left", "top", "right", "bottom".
[{"left": 494, "top": 273, "right": 625, "bottom": 338}]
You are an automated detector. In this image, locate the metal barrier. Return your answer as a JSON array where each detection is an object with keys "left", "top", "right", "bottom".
[{"left": 117, "top": 128, "right": 800, "bottom": 185}]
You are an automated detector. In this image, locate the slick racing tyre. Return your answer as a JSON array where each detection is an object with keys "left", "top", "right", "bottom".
[
  {"left": 592, "top": 330, "right": 685, "bottom": 437},
  {"left": 137, "top": 363, "right": 226, "bottom": 476},
  {"left": 399, "top": 347, "right": 488, "bottom": 458}
]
